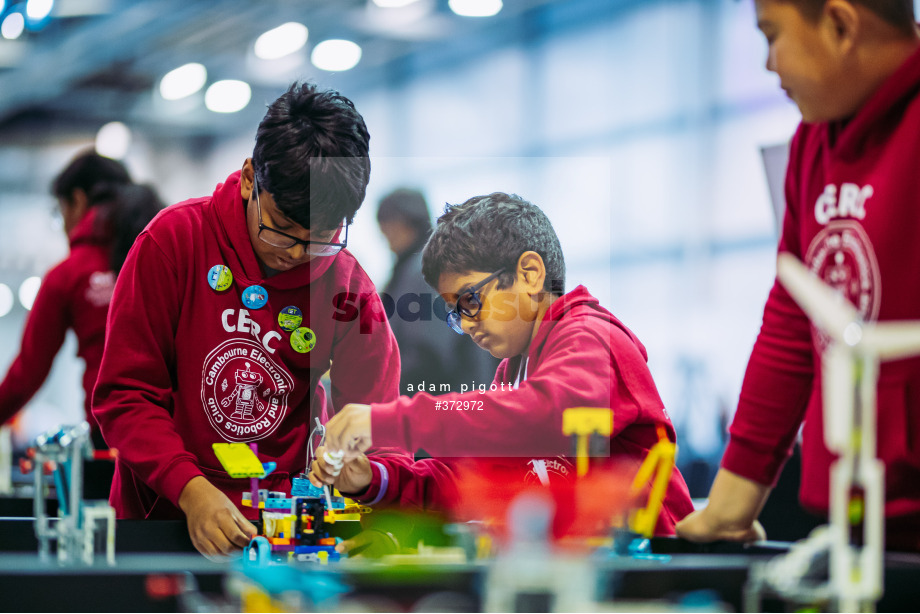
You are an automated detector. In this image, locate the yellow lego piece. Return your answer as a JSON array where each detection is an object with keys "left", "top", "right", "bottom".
[
  {"left": 562, "top": 407, "right": 613, "bottom": 436},
  {"left": 628, "top": 424, "right": 676, "bottom": 538},
  {"left": 212, "top": 443, "right": 266, "bottom": 478},
  {"left": 562, "top": 407, "right": 613, "bottom": 477}
]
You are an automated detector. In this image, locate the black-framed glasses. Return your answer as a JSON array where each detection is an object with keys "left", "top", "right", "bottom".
[
  {"left": 446, "top": 268, "right": 506, "bottom": 335},
  {"left": 253, "top": 173, "right": 348, "bottom": 257}
]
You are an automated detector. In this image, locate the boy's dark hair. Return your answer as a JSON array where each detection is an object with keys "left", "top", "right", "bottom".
[
  {"left": 51, "top": 150, "right": 131, "bottom": 202},
  {"left": 90, "top": 183, "right": 165, "bottom": 275},
  {"left": 252, "top": 82, "right": 371, "bottom": 231},
  {"left": 377, "top": 188, "right": 432, "bottom": 237},
  {"left": 787, "top": 0, "right": 915, "bottom": 35},
  {"left": 422, "top": 192, "right": 566, "bottom": 296}
]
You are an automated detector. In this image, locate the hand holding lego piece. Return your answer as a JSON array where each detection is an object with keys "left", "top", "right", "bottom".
[
  {"left": 178, "top": 475, "right": 258, "bottom": 559},
  {"left": 324, "top": 403, "right": 372, "bottom": 460},
  {"left": 308, "top": 445, "right": 372, "bottom": 494},
  {"left": 675, "top": 468, "right": 767, "bottom": 544}
]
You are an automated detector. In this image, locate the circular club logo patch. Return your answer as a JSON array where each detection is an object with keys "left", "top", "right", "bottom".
[
  {"left": 804, "top": 220, "right": 881, "bottom": 351},
  {"left": 201, "top": 339, "right": 294, "bottom": 442}
]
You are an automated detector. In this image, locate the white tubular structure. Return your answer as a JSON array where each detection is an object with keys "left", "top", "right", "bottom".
[
  {"left": 32, "top": 422, "right": 116, "bottom": 566},
  {"left": 774, "top": 253, "right": 920, "bottom": 612}
]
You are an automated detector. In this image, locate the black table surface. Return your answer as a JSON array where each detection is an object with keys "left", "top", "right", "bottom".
[{"left": 2, "top": 518, "right": 918, "bottom": 612}]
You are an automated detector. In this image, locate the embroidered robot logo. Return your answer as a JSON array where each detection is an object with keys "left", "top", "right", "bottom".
[
  {"left": 805, "top": 220, "right": 881, "bottom": 352},
  {"left": 221, "top": 362, "right": 263, "bottom": 420},
  {"left": 201, "top": 338, "right": 294, "bottom": 442}
]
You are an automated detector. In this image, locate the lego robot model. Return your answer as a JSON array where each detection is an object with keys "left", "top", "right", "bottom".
[
  {"left": 212, "top": 421, "right": 369, "bottom": 566},
  {"left": 755, "top": 254, "right": 920, "bottom": 611},
  {"left": 31, "top": 422, "right": 115, "bottom": 565}
]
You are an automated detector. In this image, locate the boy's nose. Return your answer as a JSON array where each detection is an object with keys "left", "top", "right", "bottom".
[
  {"left": 765, "top": 49, "right": 776, "bottom": 73},
  {"left": 287, "top": 243, "right": 308, "bottom": 261}
]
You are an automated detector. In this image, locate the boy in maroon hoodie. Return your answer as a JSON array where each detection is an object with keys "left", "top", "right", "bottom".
[
  {"left": 93, "top": 83, "right": 424, "bottom": 558},
  {"left": 676, "top": 0, "right": 920, "bottom": 551},
  {"left": 312, "top": 192, "right": 694, "bottom": 535}
]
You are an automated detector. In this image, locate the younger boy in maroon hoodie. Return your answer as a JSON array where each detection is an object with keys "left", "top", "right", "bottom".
[
  {"left": 93, "top": 83, "right": 427, "bottom": 558},
  {"left": 676, "top": 0, "right": 920, "bottom": 551},
  {"left": 313, "top": 192, "right": 694, "bottom": 535}
]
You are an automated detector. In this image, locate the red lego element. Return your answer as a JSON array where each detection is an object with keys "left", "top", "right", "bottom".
[
  {"left": 92, "top": 448, "right": 118, "bottom": 461},
  {"left": 145, "top": 574, "right": 185, "bottom": 599},
  {"left": 18, "top": 457, "right": 33, "bottom": 474},
  {"left": 453, "top": 461, "right": 632, "bottom": 545}
]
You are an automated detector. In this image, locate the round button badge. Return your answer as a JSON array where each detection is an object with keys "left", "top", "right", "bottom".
[
  {"left": 290, "top": 327, "right": 316, "bottom": 353},
  {"left": 242, "top": 285, "right": 269, "bottom": 309},
  {"left": 207, "top": 265, "right": 233, "bottom": 291},
  {"left": 278, "top": 306, "right": 303, "bottom": 332}
]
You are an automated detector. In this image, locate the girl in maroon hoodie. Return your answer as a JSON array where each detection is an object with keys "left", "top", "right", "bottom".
[
  {"left": 312, "top": 192, "right": 694, "bottom": 536},
  {"left": 0, "top": 152, "right": 161, "bottom": 449},
  {"left": 677, "top": 0, "right": 920, "bottom": 551}
]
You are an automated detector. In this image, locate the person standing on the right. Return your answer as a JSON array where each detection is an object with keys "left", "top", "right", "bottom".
[{"left": 676, "top": 0, "right": 920, "bottom": 551}]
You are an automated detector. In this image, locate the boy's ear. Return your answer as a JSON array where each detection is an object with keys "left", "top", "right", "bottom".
[
  {"left": 516, "top": 251, "right": 546, "bottom": 294},
  {"left": 241, "top": 158, "right": 255, "bottom": 201},
  {"left": 823, "top": 0, "right": 860, "bottom": 54}
]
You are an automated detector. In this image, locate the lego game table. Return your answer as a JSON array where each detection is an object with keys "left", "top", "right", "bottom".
[{"left": 1, "top": 519, "right": 919, "bottom": 612}]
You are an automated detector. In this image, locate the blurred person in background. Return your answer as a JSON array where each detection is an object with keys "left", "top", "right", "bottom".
[
  {"left": 0, "top": 150, "right": 164, "bottom": 450},
  {"left": 377, "top": 188, "right": 498, "bottom": 399}
]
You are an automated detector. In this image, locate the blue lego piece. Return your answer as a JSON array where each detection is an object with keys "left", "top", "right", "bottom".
[
  {"left": 238, "top": 561, "right": 348, "bottom": 606},
  {"left": 293, "top": 544, "right": 341, "bottom": 562},
  {"left": 264, "top": 497, "right": 290, "bottom": 510},
  {"left": 291, "top": 477, "right": 346, "bottom": 509}
]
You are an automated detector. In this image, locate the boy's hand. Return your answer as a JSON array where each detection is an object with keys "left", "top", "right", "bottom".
[
  {"left": 178, "top": 476, "right": 257, "bottom": 560},
  {"left": 308, "top": 445, "right": 373, "bottom": 494},
  {"left": 324, "top": 403, "right": 372, "bottom": 460},
  {"left": 675, "top": 468, "right": 770, "bottom": 544},
  {"left": 676, "top": 508, "right": 766, "bottom": 543}
]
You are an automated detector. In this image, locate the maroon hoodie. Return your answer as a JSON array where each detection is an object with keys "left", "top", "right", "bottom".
[
  {"left": 723, "top": 45, "right": 920, "bottom": 549},
  {"left": 93, "top": 171, "right": 402, "bottom": 519},
  {"left": 0, "top": 208, "right": 114, "bottom": 433},
  {"left": 362, "top": 285, "right": 694, "bottom": 535}
]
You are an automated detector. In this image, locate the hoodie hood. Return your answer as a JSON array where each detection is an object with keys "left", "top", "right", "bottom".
[
  {"left": 831, "top": 43, "right": 920, "bottom": 159},
  {"left": 206, "top": 170, "right": 340, "bottom": 290},
  {"left": 531, "top": 285, "right": 649, "bottom": 362}
]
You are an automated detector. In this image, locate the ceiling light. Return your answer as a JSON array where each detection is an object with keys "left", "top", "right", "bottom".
[
  {"left": 26, "top": 0, "right": 54, "bottom": 21},
  {"left": 18, "top": 277, "right": 41, "bottom": 311},
  {"left": 0, "top": 284, "right": 12, "bottom": 318},
  {"left": 1, "top": 12, "right": 25, "bottom": 40},
  {"left": 95, "top": 121, "right": 131, "bottom": 159},
  {"left": 448, "top": 0, "right": 502, "bottom": 17},
  {"left": 254, "top": 22, "right": 308, "bottom": 60},
  {"left": 159, "top": 63, "right": 207, "bottom": 100},
  {"left": 311, "top": 39, "right": 362, "bottom": 72},
  {"left": 205, "top": 80, "right": 251, "bottom": 113},
  {"left": 372, "top": 0, "right": 423, "bottom": 7}
]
